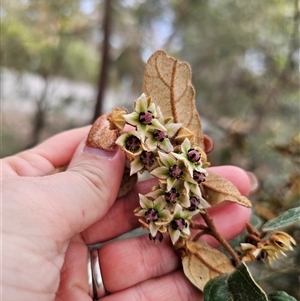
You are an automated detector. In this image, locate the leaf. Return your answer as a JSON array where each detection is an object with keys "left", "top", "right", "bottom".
[
  {"left": 262, "top": 206, "right": 300, "bottom": 232},
  {"left": 202, "top": 172, "right": 252, "bottom": 208},
  {"left": 268, "top": 291, "right": 297, "bottom": 301},
  {"left": 142, "top": 50, "right": 204, "bottom": 149},
  {"left": 203, "top": 262, "right": 268, "bottom": 301},
  {"left": 181, "top": 240, "right": 235, "bottom": 291}
]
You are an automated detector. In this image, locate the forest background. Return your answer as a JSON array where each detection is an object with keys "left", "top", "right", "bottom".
[{"left": 1, "top": 0, "right": 299, "bottom": 299}]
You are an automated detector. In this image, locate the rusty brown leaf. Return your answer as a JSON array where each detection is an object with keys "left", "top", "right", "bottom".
[
  {"left": 142, "top": 50, "right": 204, "bottom": 149},
  {"left": 202, "top": 172, "right": 252, "bottom": 208},
  {"left": 181, "top": 240, "right": 235, "bottom": 291}
]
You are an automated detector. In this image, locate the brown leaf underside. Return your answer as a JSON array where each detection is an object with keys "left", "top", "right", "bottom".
[
  {"left": 182, "top": 240, "right": 235, "bottom": 291},
  {"left": 202, "top": 172, "right": 252, "bottom": 208},
  {"left": 142, "top": 50, "right": 204, "bottom": 149}
]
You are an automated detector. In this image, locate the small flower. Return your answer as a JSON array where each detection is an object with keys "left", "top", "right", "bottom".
[
  {"left": 123, "top": 94, "right": 166, "bottom": 140},
  {"left": 239, "top": 231, "right": 297, "bottom": 264},
  {"left": 149, "top": 231, "right": 164, "bottom": 243},
  {"left": 150, "top": 152, "right": 191, "bottom": 191},
  {"left": 168, "top": 204, "right": 198, "bottom": 245},
  {"left": 188, "top": 196, "right": 201, "bottom": 211},
  {"left": 135, "top": 194, "right": 172, "bottom": 238},
  {"left": 145, "top": 119, "right": 182, "bottom": 153},
  {"left": 147, "top": 181, "right": 190, "bottom": 208},
  {"left": 129, "top": 150, "right": 158, "bottom": 175},
  {"left": 172, "top": 138, "right": 207, "bottom": 177},
  {"left": 115, "top": 131, "right": 143, "bottom": 158},
  {"left": 193, "top": 170, "right": 207, "bottom": 184},
  {"left": 268, "top": 231, "right": 296, "bottom": 252}
]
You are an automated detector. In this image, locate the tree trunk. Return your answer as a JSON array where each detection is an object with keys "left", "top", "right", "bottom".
[
  {"left": 92, "top": 0, "right": 113, "bottom": 122},
  {"left": 26, "top": 76, "right": 50, "bottom": 149}
]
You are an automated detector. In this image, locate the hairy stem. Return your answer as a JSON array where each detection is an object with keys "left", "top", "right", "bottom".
[{"left": 200, "top": 210, "right": 241, "bottom": 266}]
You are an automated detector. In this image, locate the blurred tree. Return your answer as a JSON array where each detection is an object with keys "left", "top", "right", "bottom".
[
  {"left": 1, "top": 0, "right": 99, "bottom": 146},
  {"left": 93, "top": 0, "right": 112, "bottom": 121}
]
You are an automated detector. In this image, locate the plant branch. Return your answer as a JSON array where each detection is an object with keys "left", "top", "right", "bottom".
[{"left": 200, "top": 210, "right": 241, "bottom": 266}]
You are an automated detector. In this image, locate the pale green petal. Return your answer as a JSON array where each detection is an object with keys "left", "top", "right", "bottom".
[
  {"left": 135, "top": 93, "right": 148, "bottom": 112},
  {"left": 181, "top": 226, "right": 191, "bottom": 237},
  {"left": 178, "top": 194, "right": 190, "bottom": 208},
  {"left": 149, "top": 222, "right": 160, "bottom": 237},
  {"left": 123, "top": 111, "right": 139, "bottom": 126},
  {"left": 146, "top": 188, "right": 164, "bottom": 199},
  {"left": 158, "top": 138, "right": 174, "bottom": 152},
  {"left": 169, "top": 228, "right": 181, "bottom": 245},
  {"left": 135, "top": 209, "right": 147, "bottom": 217},
  {"left": 186, "top": 182, "right": 202, "bottom": 197},
  {"left": 153, "top": 195, "right": 167, "bottom": 211},
  {"left": 166, "top": 177, "right": 177, "bottom": 191},
  {"left": 149, "top": 119, "right": 167, "bottom": 131},
  {"left": 150, "top": 166, "right": 169, "bottom": 179},
  {"left": 130, "top": 156, "right": 144, "bottom": 175},
  {"left": 166, "top": 123, "right": 182, "bottom": 138},
  {"left": 145, "top": 136, "right": 158, "bottom": 151},
  {"left": 181, "top": 138, "right": 192, "bottom": 153},
  {"left": 159, "top": 209, "right": 173, "bottom": 221},
  {"left": 158, "top": 151, "right": 176, "bottom": 167},
  {"left": 139, "top": 194, "right": 153, "bottom": 209}
]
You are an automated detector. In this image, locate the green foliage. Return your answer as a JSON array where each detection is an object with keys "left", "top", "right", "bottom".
[
  {"left": 262, "top": 206, "right": 300, "bottom": 231},
  {"left": 204, "top": 263, "right": 268, "bottom": 301},
  {"left": 268, "top": 291, "right": 297, "bottom": 301},
  {"left": 203, "top": 263, "right": 297, "bottom": 301}
]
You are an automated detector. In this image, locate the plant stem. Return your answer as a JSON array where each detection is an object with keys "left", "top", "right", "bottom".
[{"left": 200, "top": 210, "right": 241, "bottom": 266}]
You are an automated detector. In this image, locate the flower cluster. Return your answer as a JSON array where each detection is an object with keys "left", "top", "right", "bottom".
[
  {"left": 238, "top": 231, "right": 296, "bottom": 263},
  {"left": 113, "top": 93, "right": 210, "bottom": 244}
]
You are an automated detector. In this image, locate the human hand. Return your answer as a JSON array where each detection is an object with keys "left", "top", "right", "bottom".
[{"left": 2, "top": 121, "right": 254, "bottom": 301}]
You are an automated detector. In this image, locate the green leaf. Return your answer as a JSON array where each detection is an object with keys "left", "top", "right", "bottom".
[
  {"left": 262, "top": 206, "right": 300, "bottom": 232},
  {"left": 203, "top": 262, "right": 268, "bottom": 301},
  {"left": 268, "top": 291, "right": 297, "bottom": 301}
]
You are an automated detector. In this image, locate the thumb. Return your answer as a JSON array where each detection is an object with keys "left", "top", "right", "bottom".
[{"left": 47, "top": 115, "right": 126, "bottom": 237}]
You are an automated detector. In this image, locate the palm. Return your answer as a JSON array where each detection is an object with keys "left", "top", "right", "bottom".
[{"left": 3, "top": 127, "right": 252, "bottom": 301}]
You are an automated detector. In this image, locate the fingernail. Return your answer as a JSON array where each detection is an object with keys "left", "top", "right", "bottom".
[
  {"left": 203, "top": 135, "right": 214, "bottom": 153},
  {"left": 83, "top": 145, "right": 118, "bottom": 159},
  {"left": 246, "top": 171, "right": 259, "bottom": 193}
]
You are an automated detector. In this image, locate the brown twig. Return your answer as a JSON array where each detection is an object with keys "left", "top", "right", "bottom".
[{"left": 200, "top": 210, "right": 241, "bottom": 266}]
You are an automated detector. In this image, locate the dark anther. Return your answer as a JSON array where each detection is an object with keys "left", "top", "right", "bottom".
[
  {"left": 140, "top": 151, "right": 155, "bottom": 165},
  {"left": 275, "top": 240, "right": 285, "bottom": 248},
  {"left": 139, "top": 111, "right": 154, "bottom": 125},
  {"left": 165, "top": 188, "right": 180, "bottom": 203},
  {"left": 171, "top": 218, "right": 186, "bottom": 231},
  {"left": 187, "top": 148, "right": 201, "bottom": 162},
  {"left": 145, "top": 208, "right": 159, "bottom": 222},
  {"left": 169, "top": 165, "right": 183, "bottom": 179},
  {"left": 125, "top": 135, "right": 141, "bottom": 152},
  {"left": 193, "top": 170, "right": 206, "bottom": 184},
  {"left": 153, "top": 129, "right": 168, "bottom": 142},
  {"left": 149, "top": 232, "right": 163, "bottom": 242},
  {"left": 188, "top": 196, "right": 200, "bottom": 211},
  {"left": 258, "top": 250, "right": 268, "bottom": 261}
]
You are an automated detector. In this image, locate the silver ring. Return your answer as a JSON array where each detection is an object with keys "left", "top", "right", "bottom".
[
  {"left": 90, "top": 248, "right": 107, "bottom": 299},
  {"left": 87, "top": 250, "right": 93, "bottom": 298}
]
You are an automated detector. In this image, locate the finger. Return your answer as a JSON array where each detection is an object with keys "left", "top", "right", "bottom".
[
  {"left": 208, "top": 165, "right": 253, "bottom": 196},
  {"left": 56, "top": 236, "right": 92, "bottom": 301},
  {"left": 3, "top": 126, "right": 90, "bottom": 176},
  {"left": 82, "top": 177, "right": 158, "bottom": 244},
  {"left": 203, "top": 135, "right": 214, "bottom": 153},
  {"left": 193, "top": 201, "right": 251, "bottom": 247},
  {"left": 38, "top": 115, "right": 127, "bottom": 239},
  {"left": 98, "top": 199, "right": 250, "bottom": 293},
  {"left": 101, "top": 270, "right": 202, "bottom": 301},
  {"left": 82, "top": 165, "right": 253, "bottom": 244}
]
